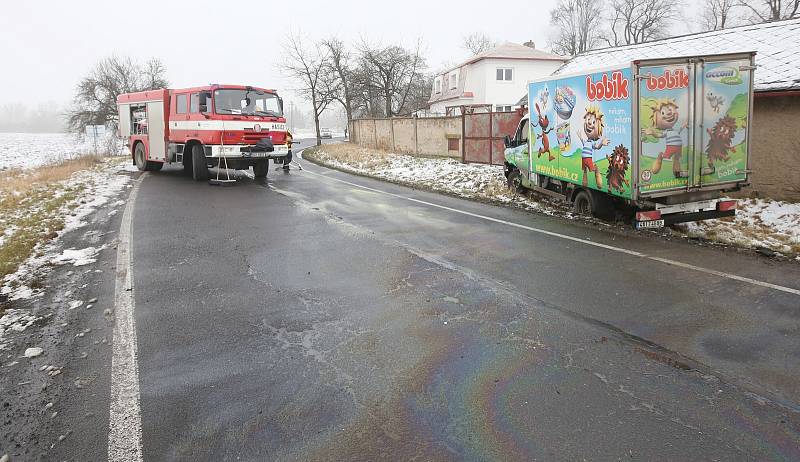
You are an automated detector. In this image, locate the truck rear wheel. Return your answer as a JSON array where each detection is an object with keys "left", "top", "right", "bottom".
[
  {"left": 191, "top": 144, "right": 209, "bottom": 181},
  {"left": 253, "top": 160, "right": 269, "bottom": 178},
  {"left": 134, "top": 143, "right": 147, "bottom": 172},
  {"left": 573, "top": 190, "right": 592, "bottom": 215},
  {"left": 573, "top": 189, "right": 614, "bottom": 220}
]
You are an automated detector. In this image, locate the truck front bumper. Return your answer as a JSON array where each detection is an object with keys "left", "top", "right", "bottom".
[{"left": 208, "top": 144, "right": 289, "bottom": 158}]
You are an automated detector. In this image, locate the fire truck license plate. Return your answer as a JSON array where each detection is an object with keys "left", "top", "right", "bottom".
[
  {"left": 250, "top": 152, "right": 268, "bottom": 157},
  {"left": 636, "top": 219, "right": 664, "bottom": 229}
]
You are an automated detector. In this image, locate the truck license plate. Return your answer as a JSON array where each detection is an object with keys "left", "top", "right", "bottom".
[
  {"left": 250, "top": 152, "right": 267, "bottom": 157},
  {"left": 636, "top": 219, "right": 664, "bottom": 229}
]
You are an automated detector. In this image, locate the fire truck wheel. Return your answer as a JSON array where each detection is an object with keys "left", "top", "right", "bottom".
[
  {"left": 253, "top": 160, "right": 269, "bottom": 178},
  {"left": 183, "top": 148, "right": 193, "bottom": 174},
  {"left": 134, "top": 143, "right": 147, "bottom": 172},
  {"left": 191, "top": 144, "right": 209, "bottom": 181}
]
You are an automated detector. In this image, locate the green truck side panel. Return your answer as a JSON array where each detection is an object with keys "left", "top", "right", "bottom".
[
  {"left": 504, "top": 53, "right": 753, "bottom": 202},
  {"left": 521, "top": 67, "right": 635, "bottom": 200}
]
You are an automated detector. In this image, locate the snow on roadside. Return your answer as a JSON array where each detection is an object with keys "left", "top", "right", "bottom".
[
  {"left": 311, "top": 146, "right": 562, "bottom": 216},
  {"left": 0, "top": 159, "right": 131, "bottom": 306},
  {"left": 49, "top": 246, "right": 106, "bottom": 267},
  {"left": 310, "top": 144, "right": 800, "bottom": 258},
  {"left": 0, "top": 308, "right": 39, "bottom": 351},
  {"left": 678, "top": 199, "right": 800, "bottom": 257}
]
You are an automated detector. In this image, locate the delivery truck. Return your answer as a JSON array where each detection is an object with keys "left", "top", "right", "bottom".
[{"left": 503, "top": 52, "right": 755, "bottom": 228}]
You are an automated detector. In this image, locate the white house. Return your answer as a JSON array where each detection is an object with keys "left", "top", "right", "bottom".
[{"left": 427, "top": 42, "right": 566, "bottom": 115}]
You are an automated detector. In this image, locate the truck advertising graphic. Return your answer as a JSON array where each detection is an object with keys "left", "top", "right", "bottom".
[{"left": 503, "top": 53, "right": 754, "bottom": 228}]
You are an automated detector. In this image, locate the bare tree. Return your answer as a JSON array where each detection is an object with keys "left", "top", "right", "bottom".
[
  {"left": 282, "top": 34, "right": 334, "bottom": 145},
  {"left": 67, "top": 56, "right": 168, "bottom": 135},
  {"left": 548, "top": 0, "right": 604, "bottom": 56},
  {"left": 737, "top": 0, "right": 799, "bottom": 22},
  {"left": 603, "top": 0, "right": 680, "bottom": 46},
  {"left": 321, "top": 37, "right": 355, "bottom": 124},
  {"left": 357, "top": 39, "right": 428, "bottom": 117},
  {"left": 702, "top": 0, "right": 739, "bottom": 29},
  {"left": 461, "top": 32, "right": 496, "bottom": 55}
]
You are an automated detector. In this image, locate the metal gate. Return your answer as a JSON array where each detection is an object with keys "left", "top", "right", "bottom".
[{"left": 462, "top": 110, "right": 523, "bottom": 165}]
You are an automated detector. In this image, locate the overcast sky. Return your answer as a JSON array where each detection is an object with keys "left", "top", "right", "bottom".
[{"left": 0, "top": 0, "right": 699, "bottom": 111}]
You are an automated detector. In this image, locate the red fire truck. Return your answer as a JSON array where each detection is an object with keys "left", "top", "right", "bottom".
[{"left": 117, "top": 85, "right": 289, "bottom": 180}]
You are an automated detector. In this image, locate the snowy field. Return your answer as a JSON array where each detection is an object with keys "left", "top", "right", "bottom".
[
  {"left": 292, "top": 129, "right": 346, "bottom": 139},
  {"left": 0, "top": 132, "right": 122, "bottom": 171},
  {"left": 307, "top": 144, "right": 800, "bottom": 259}
]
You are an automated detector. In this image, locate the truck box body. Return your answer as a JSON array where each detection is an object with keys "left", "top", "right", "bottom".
[{"left": 505, "top": 52, "right": 755, "bottom": 224}]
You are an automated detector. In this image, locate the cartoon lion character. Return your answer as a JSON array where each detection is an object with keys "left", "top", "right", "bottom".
[
  {"left": 605, "top": 145, "right": 630, "bottom": 194},
  {"left": 576, "top": 105, "right": 608, "bottom": 189},
  {"left": 705, "top": 115, "right": 737, "bottom": 172},
  {"left": 642, "top": 98, "right": 688, "bottom": 178}
]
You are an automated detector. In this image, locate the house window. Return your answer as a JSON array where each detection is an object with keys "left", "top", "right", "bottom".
[
  {"left": 435, "top": 79, "right": 442, "bottom": 94},
  {"left": 449, "top": 73, "right": 457, "bottom": 89},
  {"left": 496, "top": 68, "right": 513, "bottom": 81},
  {"left": 496, "top": 105, "right": 512, "bottom": 112},
  {"left": 176, "top": 94, "right": 188, "bottom": 114}
]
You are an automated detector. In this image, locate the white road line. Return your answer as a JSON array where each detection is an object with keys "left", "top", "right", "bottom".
[
  {"left": 108, "top": 176, "right": 144, "bottom": 462},
  {"left": 297, "top": 163, "right": 800, "bottom": 297}
]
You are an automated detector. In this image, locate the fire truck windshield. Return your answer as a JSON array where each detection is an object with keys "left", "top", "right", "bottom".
[{"left": 213, "top": 89, "right": 282, "bottom": 117}]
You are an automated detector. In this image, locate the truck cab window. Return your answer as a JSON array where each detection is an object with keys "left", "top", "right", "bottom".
[
  {"left": 213, "top": 89, "right": 283, "bottom": 117},
  {"left": 176, "top": 94, "right": 188, "bottom": 114},
  {"left": 190, "top": 93, "right": 199, "bottom": 113}
]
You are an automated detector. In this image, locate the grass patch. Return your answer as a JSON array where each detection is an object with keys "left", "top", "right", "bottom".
[
  {"left": 308, "top": 143, "right": 394, "bottom": 170},
  {"left": 0, "top": 154, "right": 104, "bottom": 201},
  {"left": 0, "top": 154, "right": 111, "bottom": 315}
]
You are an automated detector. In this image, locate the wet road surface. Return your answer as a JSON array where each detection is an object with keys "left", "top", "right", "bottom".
[{"left": 129, "top": 145, "right": 800, "bottom": 460}]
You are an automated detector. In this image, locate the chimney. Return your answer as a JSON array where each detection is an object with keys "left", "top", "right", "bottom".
[{"left": 523, "top": 40, "right": 536, "bottom": 49}]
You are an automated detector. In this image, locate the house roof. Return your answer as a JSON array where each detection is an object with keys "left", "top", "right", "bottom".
[
  {"left": 553, "top": 18, "right": 800, "bottom": 92},
  {"left": 429, "top": 43, "right": 566, "bottom": 105},
  {"left": 441, "top": 42, "right": 566, "bottom": 76}
]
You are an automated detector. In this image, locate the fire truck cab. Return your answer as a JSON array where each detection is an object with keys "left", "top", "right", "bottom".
[{"left": 117, "top": 85, "right": 289, "bottom": 180}]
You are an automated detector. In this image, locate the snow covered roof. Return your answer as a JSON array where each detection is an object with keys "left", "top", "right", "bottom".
[
  {"left": 469, "top": 42, "right": 566, "bottom": 63},
  {"left": 554, "top": 19, "right": 800, "bottom": 92},
  {"left": 440, "top": 42, "right": 566, "bottom": 76}
]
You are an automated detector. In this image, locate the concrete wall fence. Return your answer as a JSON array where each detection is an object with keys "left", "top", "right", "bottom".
[
  {"left": 350, "top": 95, "right": 800, "bottom": 201},
  {"left": 350, "top": 116, "right": 462, "bottom": 159}
]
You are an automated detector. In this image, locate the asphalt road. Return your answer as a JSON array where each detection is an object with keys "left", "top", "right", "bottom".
[
  {"left": 8, "top": 139, "right": 795, "bottom": 461},
  {"left": 115, "top": 139, "right": 800, "bottom": 461}
]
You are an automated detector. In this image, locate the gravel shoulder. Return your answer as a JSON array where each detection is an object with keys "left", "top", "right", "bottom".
[{"left": 0, "top": 159, "right": 136, "bottom": 461}]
